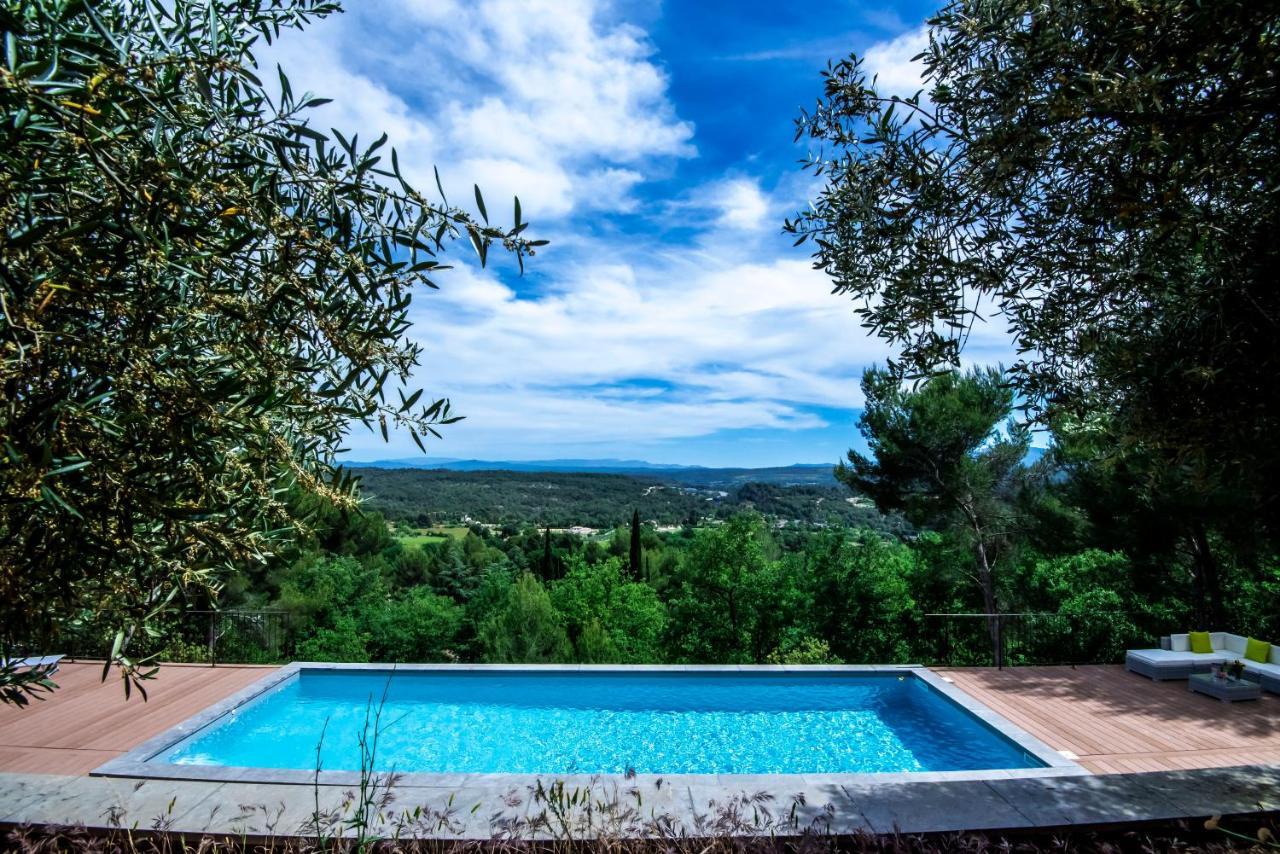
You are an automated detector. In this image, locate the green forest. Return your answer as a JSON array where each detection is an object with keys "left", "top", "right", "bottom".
[{"left": 350, "top": 467, "right": 907, "bottom": 531}]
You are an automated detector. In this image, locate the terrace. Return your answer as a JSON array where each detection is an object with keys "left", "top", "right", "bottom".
[
  {"left": 0, "top": 661, "right": 1275, "bottom": 837},
  {"left": 934, "top": 666, "right": 1280, "bottom": 773}
]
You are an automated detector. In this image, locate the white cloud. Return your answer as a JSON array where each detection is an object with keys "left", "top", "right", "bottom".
[
  {"left": 863, "top": 25, "right": 930, "bottom": 98},
  {"left": 258, "top": 0, "right": 694, "bottom": 220},
  {"left": 711, "top": 178, "right": 771, "bottom": 231},
  {"left": 667, "top": 176, "right": 773, "bottom": 232}
]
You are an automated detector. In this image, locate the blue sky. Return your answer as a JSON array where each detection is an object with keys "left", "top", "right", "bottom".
[{"left": 264, "top": 0, "right": 1010, "bottom": 467}]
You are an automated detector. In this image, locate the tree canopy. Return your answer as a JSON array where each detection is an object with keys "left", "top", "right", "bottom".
[
  {"left": 0, "top": 0, "right": 536, "bottom": 701},
  {"left": 789, "top": 0, "right": 1280, "bottom": 539}
]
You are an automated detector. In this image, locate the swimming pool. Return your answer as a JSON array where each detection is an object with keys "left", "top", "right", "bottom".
[{"left": 97, "top": 665, "right": 1076, "bottom": 782}]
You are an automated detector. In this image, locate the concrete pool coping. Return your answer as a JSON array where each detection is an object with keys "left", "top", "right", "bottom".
[
  {"left": 7, "top": 764, "right": 1278, "bottom": 839},
  {"left": 92, "top": 663, "right": 1085, "bottom": 787}
]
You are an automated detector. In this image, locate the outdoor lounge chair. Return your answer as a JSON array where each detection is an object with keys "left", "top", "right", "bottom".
[
  {"left": 1126, "top": 632, "right": 1280, "bottom": 693},
  {"left": 1124, "top": 647, "right": 1228, "bottom": 680}
]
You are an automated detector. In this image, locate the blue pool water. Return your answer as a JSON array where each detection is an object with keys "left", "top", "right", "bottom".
[{"left": 155, "top": 670, "right": 1041, "bottom": 775}]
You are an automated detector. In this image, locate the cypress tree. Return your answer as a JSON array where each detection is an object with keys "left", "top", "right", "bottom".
[
  {"left": 629, "top": 509, "right": 642, "bottom": 580},
  {"left": 543, "top": 526, "right": 554, "bottom": 581}
]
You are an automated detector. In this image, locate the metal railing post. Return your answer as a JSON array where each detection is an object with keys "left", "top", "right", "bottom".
[
  {"left": 996, "top": 614, "right": 1004, "bottom": 670},
  {"left": 944, "top": 616, "right": 952, "bottom": 667},
  {"left": 1071, "top": 613, "right": 1079, "bottom": 669}
]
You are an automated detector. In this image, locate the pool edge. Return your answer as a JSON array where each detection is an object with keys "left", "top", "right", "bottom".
[
  {"left": 92, "top": 663, "right": 1088, "bottom": 786},
  {"left": 93, "top": 663, "right": 303, "bottom": 779}
]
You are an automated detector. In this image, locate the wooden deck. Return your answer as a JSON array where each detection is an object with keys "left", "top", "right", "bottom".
[
  {"left": 0, "top": 662, "right": 275, "bottom": 775},
  {"left": 935, "top": 665, "right": 1280, "bottom": 774}
]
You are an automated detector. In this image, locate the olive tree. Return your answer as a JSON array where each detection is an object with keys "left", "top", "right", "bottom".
[{"left": 0, "top": 0, "right": 539, "bottom": 703}]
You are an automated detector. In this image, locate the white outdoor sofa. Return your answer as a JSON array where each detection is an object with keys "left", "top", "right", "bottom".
[{"left": 1125, "top": 632, "right": 1280, "bottom": 693}]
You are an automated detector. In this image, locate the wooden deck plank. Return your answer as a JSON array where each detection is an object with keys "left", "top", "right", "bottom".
[
  {"left": 1, "top": 666, "right": 257, "bottom": 751},
  {"left": 935, "top": 664, "right": 1280, "bottom": 775},
  {"left": 955, "top": 668, "right": 1210, "bottom": 754},
  {"left": 0, "top": 661, "right": 276, "bottom": 776}
]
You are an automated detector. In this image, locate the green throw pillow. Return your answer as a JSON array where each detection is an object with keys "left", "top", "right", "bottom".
[
  {"left": 1189, "top": 631, "right": 1214, "bottom": 654},
  {"left": 1245, "top": 637, "right": 1271, "bottom": 664}
]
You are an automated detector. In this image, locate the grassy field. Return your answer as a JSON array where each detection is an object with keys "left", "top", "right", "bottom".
[
  {"left": 396, "top": 533, "right": 447, "bottom": 548},
  {"left": 394, "top": 525, "right": 470, "bottom": 549}
]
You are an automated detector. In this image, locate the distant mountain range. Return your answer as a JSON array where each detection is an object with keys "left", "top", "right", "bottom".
[
  {"left": 345, "top": 447, "right": 1049, "bottom": 488},
  {"left": 349, "top": 457, "right": 708, "bottom": 472},
  {"left": 345, "top": 457, "right": 841, "bottom": 487}
]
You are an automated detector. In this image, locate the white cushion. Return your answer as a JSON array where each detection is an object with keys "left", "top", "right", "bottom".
[
  {"left": 1244, "top": 659, "right": 1280, "bottom": 678},
  {"left": 1270, "top": 644, "right": 1280, "bottom": 666},
  {"left": 1127, "top": 648, "right": 1229, "bottom": 665},
  {"left": 1169, "top": 634, "right": 1189, "bottom": 652},
  {"left": 1222, "top": 633, "right": 1248, "bottom": 654}
]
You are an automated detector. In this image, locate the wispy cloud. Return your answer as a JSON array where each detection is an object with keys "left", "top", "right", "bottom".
[
  {"left": 665, "top": 176, "right": 774, "bottom": 232},
  {"left": 721, "top": 34, "right": 868, "bottom": 64}
]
